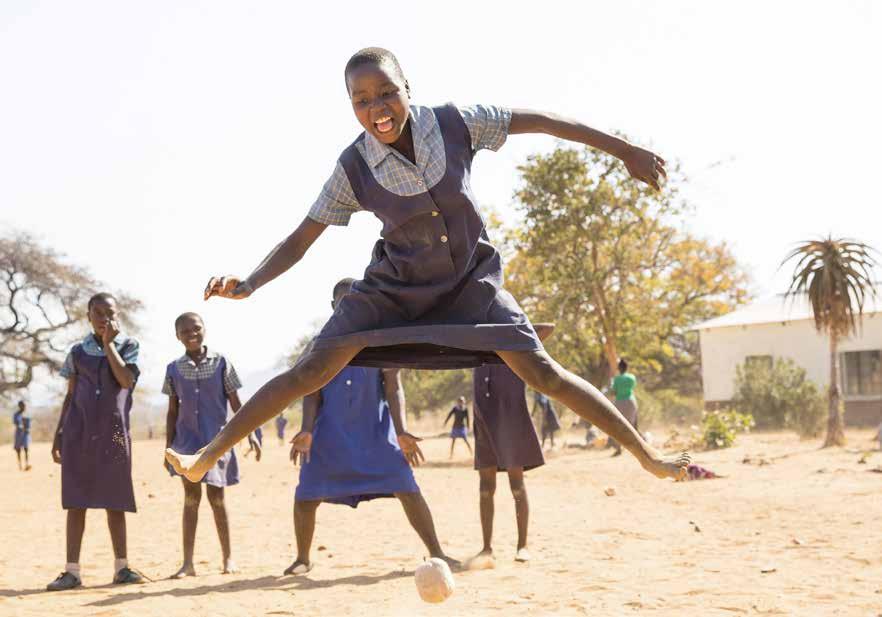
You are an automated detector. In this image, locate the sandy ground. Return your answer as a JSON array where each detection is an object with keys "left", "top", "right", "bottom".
[{"left": 1, "top": 429, "right": 881, "bottom": 617}]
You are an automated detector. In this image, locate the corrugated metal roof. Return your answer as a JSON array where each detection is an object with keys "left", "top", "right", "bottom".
[{"left": 692, "top": 287, "right": 882, "bottom": 330}]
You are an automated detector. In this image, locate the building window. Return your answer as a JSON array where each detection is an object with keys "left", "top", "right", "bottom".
[
  {"left": 841, "top": 350, "right": 882, "bottom": 397},
  {"left": 745, "top": 355, "right": 773, "bottom": 371}
]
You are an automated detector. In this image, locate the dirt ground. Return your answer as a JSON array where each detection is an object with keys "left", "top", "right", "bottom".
[{"left": 1, "top": 429, "right": 881, "bottom": 616}]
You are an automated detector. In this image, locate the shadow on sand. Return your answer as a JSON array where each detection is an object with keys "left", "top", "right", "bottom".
[{"left": 83, "top": 570, "right": 411, "bottom": 606}]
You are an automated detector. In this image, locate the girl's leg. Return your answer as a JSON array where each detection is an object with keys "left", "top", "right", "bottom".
[
  {"left": 66, "top": 508, "right": 87, "bottom": 564},
  {"left": 478, "top": 468, "right": 496, "bottom": 555},
  {"left": 173, "top": 479, "right": 201, "bottom": 578},
  {"left": 449, "top": 438, "right": 455, "bottom": 459},
  {"left": 463, "top": 436, "right": 473, "bottom": 455},
  {"left": 395, "top": 491, "right": 456, "bottom": 567},
  {"left": 285, "top": 499, "right": 320, "bottom": 575},
  {"left": 23, "top": 447, "right": 29, "bottom": 468},
  {"left": 107, "top": 510, "right": 127, "bottom": 561},
  {"left": 167, "top": 345, "right": 361, "bottom": 482},
  {"left": 497, "top": 349, "right": 689, "bottom": 480},
  {"left": 507, "top": 468, "right": 529, "bottom": 553},
  {"left": 206, "top": 486, "right": 235, "bottom": 573},
  {"left": 15, "top": 449, "right": 21, "bottom": 470}
]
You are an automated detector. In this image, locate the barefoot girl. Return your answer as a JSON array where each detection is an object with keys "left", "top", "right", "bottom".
[
  {"left": 284, "top": 278, "right": 455, "bottom": 575},
  {"left": 164, "top": 312, "right": 256, "bottom": 578},
  {"left": 48, "top": 293, "right": 142, "bottom": 591},
  {"left": 469, "top": 323, "right": 554, "bottom": 568},
  {"left": 167, "top": 47, "right": 689, "bottom": 485},
  {"left": 444, "top": 396, "right": 472, "bottom": 459}
]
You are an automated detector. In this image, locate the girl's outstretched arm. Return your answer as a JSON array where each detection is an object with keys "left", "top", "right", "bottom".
[
  {"left": 509, "top": 110, "right": 666, "bottom": 190},
  {"left": 205, "top": 216, "right": 328, "bottom": 300}
]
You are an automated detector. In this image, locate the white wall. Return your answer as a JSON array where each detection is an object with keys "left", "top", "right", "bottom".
[{"left": 698, "top": 312, "right": 882, "bottom": 401}]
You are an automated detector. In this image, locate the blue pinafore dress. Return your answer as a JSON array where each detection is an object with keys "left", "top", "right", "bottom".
[
  {"left": 312, "top": 104, "right": 542, "bottom": 369},
  {"left": 61, "top": 345, "right": 136, "bottom": 512},
  {"left": 295, "top": 366, "right": 418, "bottom": 508},
  {"left": 13, "top": 411, "right": 31, "bottom": 451},
  {"left": 166, "top": 358, "right": 239, "bottom": 487}
]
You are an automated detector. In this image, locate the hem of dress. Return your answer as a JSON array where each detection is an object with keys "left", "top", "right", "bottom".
[
  {"left": 62, "top": 502, "right": 137, "bottom": 513},
  {"left": 311, "top": 324, "right": 544, "bottom": 353}
]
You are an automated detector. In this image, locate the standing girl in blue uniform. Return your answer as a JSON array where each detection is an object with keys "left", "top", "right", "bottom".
[
  {"left": 13, "top": 400, "right": 31, "bottom": 471},
  {"left": 47, "top": 293, "right": 143, "bottom": 591},
  {"left": 164, "top": 312, "right": 256, "bottom": 578},
  {"left": 444, "top": 396, "right": 472, "bottom": 459},
  {"left": 167, "top": 47, "right": 689, "bottom": 486},
  {"left": 285, "top": 278, "right": 453, "bottom": 575}
]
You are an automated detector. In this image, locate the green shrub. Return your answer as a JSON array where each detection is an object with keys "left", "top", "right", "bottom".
[
  {"left": 700, "top": 409, "right": 755, "bottom": 449},
  {"left": 732, "top": 357, "right": 825, "bottom": 437}
]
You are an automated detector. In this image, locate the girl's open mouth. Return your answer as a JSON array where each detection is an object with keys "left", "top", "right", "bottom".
[{"left": 374, "top": 116, "right": 394, "bottom": 134}]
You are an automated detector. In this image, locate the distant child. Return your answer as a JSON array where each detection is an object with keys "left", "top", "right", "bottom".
[
  {"left": 445, "top": 396, "right": 472, "bottom": 458},
  {"left": 47, "top": 292, "right": 142, "bottom": 591},
  {"left": 607, "top": 359, "right": 638, "bottom": 456},
  {"left": 244, "top": 426, "right": 263, "bottom": 459},
  {"left": 164, "top": 312, "right": 258, "bottom": 578},
  {"left": 13, "top": 400, "right": 31, "bottom": 471},
  {"left": 285, "top": 279, "right": 456, "bottom": 575},
  {"left": 275, "top": 414, "right": 288, "bottom": 445},
  {"left": 469, "top": 323, "right": 554, "bottom": 568},
  {"left": 533, "top": 392, "right": 561, "bottom": 449},
  {"left": 168, "top": 46, "right": 689, "bottom": 488}
]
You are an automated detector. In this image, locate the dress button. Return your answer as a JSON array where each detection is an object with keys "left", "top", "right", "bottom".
[
  {"left": 417, "top": 180, "right": 424, "bottom": 187},
  {"left": 346, "top": 379, "right": 352, "bottom": 386},
  {"left": 440, "top": 235, "right": 448, "bottom": 243},
  {"left": 195, "top": 388, "right": 199, "bottom": 393},
  {"left": 485, "top": 392, "right": 490, "bottom": 398},
  {"left": 484, "top": 377, "right": 489, "bottom": 382}
]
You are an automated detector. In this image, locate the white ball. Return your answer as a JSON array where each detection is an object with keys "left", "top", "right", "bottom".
[{"left": 414, "top": 558, "right": 455, "bottom": 603}]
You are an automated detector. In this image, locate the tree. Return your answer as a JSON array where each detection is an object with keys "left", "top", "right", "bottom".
[
  {"left": 503, "top": 145, "right": 748, "bottom": 389},
  {"left": 0, "top": 232, "right": 142, "bottom": 399},
  {"left": 782, "top": 237, "right": 879, "bottom": 447}
]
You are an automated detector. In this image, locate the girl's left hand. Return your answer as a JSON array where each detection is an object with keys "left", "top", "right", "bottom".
[
  {"left": 622, "top": 145, "right": 666, "bottom": 190},
  {"left": 397, "top": 432, "right": 425, "bottom": 467}
]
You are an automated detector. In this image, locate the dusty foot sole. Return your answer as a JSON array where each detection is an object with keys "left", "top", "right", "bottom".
[
  {"left": 165, "top": 448, "right": 207, "bottom": 483},
  {"left": 465, "top": 553, "right": 496, "bottom": 571},
  {"left": 283, "top": 561, "right": 313, "bottom": 576},
  {"left": 514, "top": 548, "right": 531, "bottom": 563},
  {"left": 170, "top": 566, "right": 196, "bottom": 579}
]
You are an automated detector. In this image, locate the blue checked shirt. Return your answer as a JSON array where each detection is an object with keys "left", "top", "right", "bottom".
[
  {"left": 308, "top": 104, "right": 511, "bottom": 226},
  {"left": 59, "top": 334, "right": 140, "bottom": 377}
]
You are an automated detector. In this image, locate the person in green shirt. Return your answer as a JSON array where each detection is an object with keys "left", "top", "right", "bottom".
[{"left": 607, "top": 359, "right": 638, "bottom": 456}]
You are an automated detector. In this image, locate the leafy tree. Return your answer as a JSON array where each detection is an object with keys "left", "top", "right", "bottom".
[
  {"left": 503, "top": 145, "right": 748, "bottom": 389},
  {"left": 782, "top": 237, "right": 879, "bottom": 446},
  {"left": 1, "top": 232, "right": 142, "bottom": 399}
]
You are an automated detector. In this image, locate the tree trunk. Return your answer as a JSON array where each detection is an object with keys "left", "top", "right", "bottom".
[{"left": 823, "top": 334, "right": 846, "bottom": 447}]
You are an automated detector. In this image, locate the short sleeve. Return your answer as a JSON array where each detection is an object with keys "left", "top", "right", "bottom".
[
  {"left": 120, "top": 338, "right": 140, "bottom": 367},
  {"left": 457, "top": 104, "right": 512, "bottom": 152},
  {"left": 223, "top": 359, "right": 243, "bottom": 394},
  {"left": 59, "top": 351, "right": 76, "bottom": 379},
  {"left": 307, "top": 162, "right": 362, "bottom": 226},
  {"left": 161, "top": 367, "right": 176, "bottom": 397}
]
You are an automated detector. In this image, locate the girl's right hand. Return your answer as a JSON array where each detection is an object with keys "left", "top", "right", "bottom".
[
  {"left": 289, "top": 431, "right": 313, "bottom": 466},
  {"left": 204, "top": 276, "right": 254, "bottom": 300}
]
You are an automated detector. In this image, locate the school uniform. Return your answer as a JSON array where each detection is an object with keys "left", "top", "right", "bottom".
[
  {"left": 13, "top": 410, "right": 31, "bottom": 451},
  {"left": 163, "top": 349, "right": 242, "bottom": 487},
  {"left": 447, "top": 404, "right": 469, "bottom": 439},
  {"left": 308, "top": 104, "right": 542, "bottom": 369},
  {"left": 275, "top": 414, "right": 288, "bottom": 440},
  {"left": 473, "top": 364, "right": 544, "bottom": 471},
  {"left": 535, "top": 392, "right": 561, "bottom": 438},
  {"left": 58, "top": 334, "right": 139, "bottom": 512},
  {"left": 295, "top": 366, "right": 418, "bottom": 508}
]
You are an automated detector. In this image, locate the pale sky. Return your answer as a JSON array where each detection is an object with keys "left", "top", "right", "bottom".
[{"left": 2, "top": 0, "right": 880, "bottom": 405}]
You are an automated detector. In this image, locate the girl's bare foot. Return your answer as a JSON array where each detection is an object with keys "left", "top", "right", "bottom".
[
  {"left": 283, "top": 560, "right": 313, "bottom": 576},
  {"left": 170, "top": 563, "right": 196, "bottom": 579},
  {"left": 643, "top": 451, "right": 691, "bottom": 480},
  {"left": 222, "top": 558, "right": 238, "bottom": 574},
  {"left": 165, "top": 448, "right": 210, "bottom": 483},
  {"left": 465, "top": 550, "right": 495, "bottom": 571}
]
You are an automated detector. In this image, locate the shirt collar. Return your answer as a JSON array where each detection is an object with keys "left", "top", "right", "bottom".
[
  {"left": 362, "top": 105, "right": 434, "bottom": 170},
  {"left": 178, "top": 347, "right": 219, "bottom": 367},
  {"left": 81, "top": 333, "right": 126, "bottom": 355}
]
